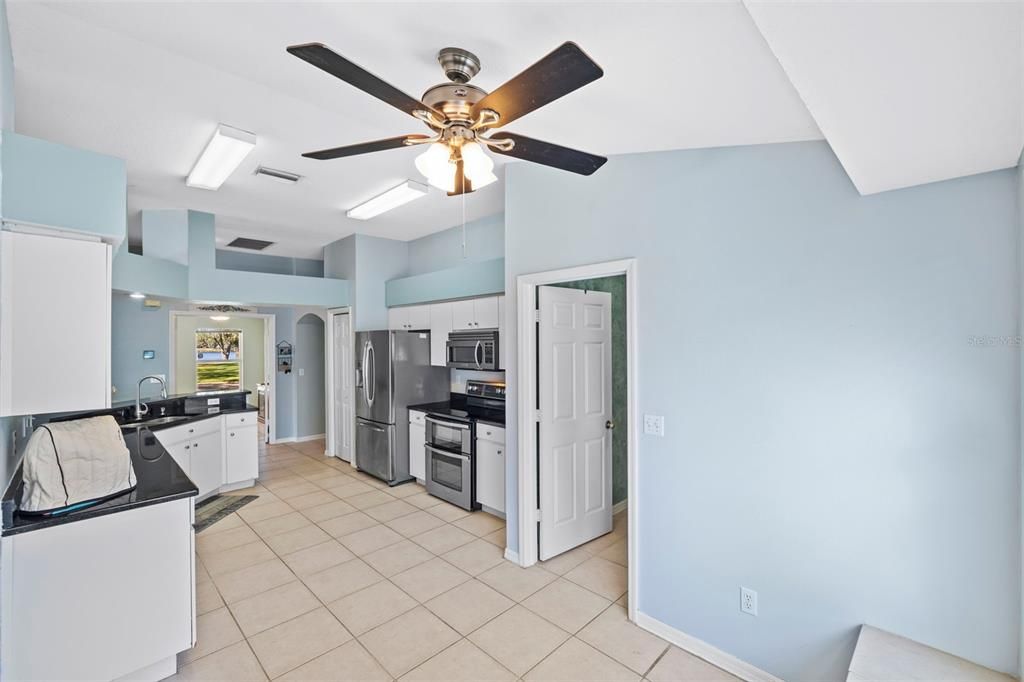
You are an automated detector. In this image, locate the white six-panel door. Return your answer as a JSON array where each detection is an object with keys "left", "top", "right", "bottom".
[
  {"left": 333, "top": 311, "right": 353, "bottom": 462},
  {"left": 538, "top": 286, "right": 613, "bottom": 560}
]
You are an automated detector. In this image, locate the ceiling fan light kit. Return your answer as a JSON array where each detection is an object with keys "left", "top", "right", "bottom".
[{"left": 287, "top": 41, "right": 608, "bottom": 201}]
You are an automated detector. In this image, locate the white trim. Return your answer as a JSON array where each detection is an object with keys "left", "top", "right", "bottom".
[
  {"left": 294, "top": 433, "right": 326, "bottom": 443},
  {"left": 634, "top": 612, "right": 783, "bottom": 682},
  {"left": 612, "top": 499, "right": 628, "bottom": 516},
  {"left": 168, "top": 310, "right": 276, "bottom": 449},
  {"left": 515, "top": 258, "right": 640, "bottom": 624},
  {"left": 503, "top": 548, "right": 520, "bottom": 564}
]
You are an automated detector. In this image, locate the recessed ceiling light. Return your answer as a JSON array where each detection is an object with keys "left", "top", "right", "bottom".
[
  {"left": 186, "top": 124, "right": 256, "bottom": 190},
  {"left": 346, "top": 180, "right": 429, "bottom": 220},
  {"left": 209, "top": 315, "right": 230, "bottom": 321},
  {"left": 129, "top": 292, "right": 145, "bottom": 299}
]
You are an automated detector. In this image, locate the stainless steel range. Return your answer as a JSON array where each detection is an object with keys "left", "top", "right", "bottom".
[{"left": 424, "top": 381, "right": 505, "bottom": 510}]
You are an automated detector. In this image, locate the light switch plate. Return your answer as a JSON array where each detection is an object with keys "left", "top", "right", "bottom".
[
  {"left": 643, "top": 414, "right": 664, "bottom": 436},
  {"left": 299, "top": 368, "right": 305, "bottom": 376}
]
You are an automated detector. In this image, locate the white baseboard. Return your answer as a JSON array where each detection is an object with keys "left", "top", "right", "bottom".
[
  {"left": 634, "top": 612, "right": 782, "bottom": 682},
  {"left": 294, "top": 433, "right": 326, "bottom": 443},
  {"left": 503, "top": 548, "right": 520, "bottom": 564},
  {"left": 612, "top": 499, "right": 628, "bottom": 515}
]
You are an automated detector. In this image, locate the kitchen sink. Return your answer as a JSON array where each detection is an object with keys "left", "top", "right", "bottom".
[{"left": 124, "top": 415, "right": 190, "bottom": 428}]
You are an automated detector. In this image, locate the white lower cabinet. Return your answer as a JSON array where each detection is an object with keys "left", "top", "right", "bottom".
[
  {"left": 155, "top": 413, "right": 259, "bottom": 498},
  {"left": 475, "top": 424, "right": 505, "bottom": 515},
  {"left": 408, "top": 410, "right": 426, "bottom": 482},
  {"left": 0, "top": 497, "right": 194, "bottom": 681}
]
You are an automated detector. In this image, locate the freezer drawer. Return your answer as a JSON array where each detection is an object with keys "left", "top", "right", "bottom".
[{"left": 356, "top": 417, "right": 394, "bottom": 482}]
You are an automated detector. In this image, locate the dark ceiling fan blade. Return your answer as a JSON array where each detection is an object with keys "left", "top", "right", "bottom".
[
  {"left": 287, "top": 43, "right": 441, "bottom": 119},
  {"left": 487, "top": 132, "right": 606, "bottom": 175},
  {"left": 472, "top": 42, "right": 603, "bottom": 128},
  {"left": 447, "top": 159, "right": 474, "bottom": 196},
  {"left": 302, "top": 135, "right": 430, "bottom": 160}
]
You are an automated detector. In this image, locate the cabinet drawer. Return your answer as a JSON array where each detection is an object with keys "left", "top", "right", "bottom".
[
  {"left": 476, "top": 423, "right": 505, "bottom": 444},
  {"left": 224, "top": 412, "right": 256, "bottom": 429},
  {"left": 409, "top": 410, "right": 426, "bottom": 426},
  {"left": 183, "top": 416, "right": 220, "bottom": 439}
]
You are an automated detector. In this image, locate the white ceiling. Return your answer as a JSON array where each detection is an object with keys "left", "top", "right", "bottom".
[
  {"left": 6, "top": 2, "right": 1021, "bottom": 259},
  {"left": 745, "top": 0, "right": 1022, "bottom": 196}
]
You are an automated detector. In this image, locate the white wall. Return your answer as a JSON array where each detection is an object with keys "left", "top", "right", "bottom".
[{"left": 504, "top": 141, "right": 1020, "bottom": 680}]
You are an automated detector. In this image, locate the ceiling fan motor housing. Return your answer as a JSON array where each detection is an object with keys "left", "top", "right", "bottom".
[{"left": 421, "top": 82, "right": 487, "bottom": 124}]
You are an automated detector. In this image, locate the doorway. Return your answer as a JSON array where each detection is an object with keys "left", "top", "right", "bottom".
[
  {"left": 295, "top": 313, "right": 326, "bottom": 445},
  {"left": 515, "top": 259, "right": 638, "bottom": 621},
  {"left": 326, "top": 308, "right": 354, "bottom": 463},
  {"left": 169, "top": 311, "right": 276, "bottom": 445}
]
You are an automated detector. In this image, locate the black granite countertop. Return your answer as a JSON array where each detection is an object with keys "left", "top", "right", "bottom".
[
  {"left": 409, "top": 397, "right": 506, "bottom": 428},
  {"left": 1, "top": 391, "right": 258, "bottom": 536}
]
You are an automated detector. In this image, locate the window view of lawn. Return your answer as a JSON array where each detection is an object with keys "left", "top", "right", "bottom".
[{"left": 196, "top": 330, "right": 241, "bottom": 389}]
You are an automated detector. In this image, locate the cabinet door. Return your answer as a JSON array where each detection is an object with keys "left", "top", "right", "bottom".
[
  {"left": 190, "top": 430, "right": 222, "bottom": 498},
  {"left": 451, "top": 299, "right": 476, "bottom": 330},
  {"left": 408, "top": 422, "right": 426, "bottom": 481},
  {"left": 0, "top": 231, "right": 111, "bottom": 416},
  {"left": 225, "top": 423, "right": 258, "bottom": 484},
  {"left": 154, "top": 425, "right": 191, "bottom": 475},
  {"left": 429, "top": 302, "right": 453, "bottom": 366},
  {"left": 407, "top": 305, "right": 431, "bottom": 330},
  {"left": 474, "top": 296, "right": 500, "bottom": 329},
  {"left": 387, "top": 307, "right": 407, "bottom": 330},
  {"left": 476, "top": 438, "right": 505, "bottom": 513}
]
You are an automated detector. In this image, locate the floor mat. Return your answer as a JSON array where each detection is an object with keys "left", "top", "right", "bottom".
[{"left": 194, "top": 494, "right": 258, "bottom": 533}]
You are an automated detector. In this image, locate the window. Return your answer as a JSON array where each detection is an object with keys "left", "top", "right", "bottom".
[{"left": 195, "top": 330, "right": 241, "bottom": 390}]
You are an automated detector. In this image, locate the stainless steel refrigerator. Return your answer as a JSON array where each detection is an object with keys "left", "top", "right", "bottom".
[{"left": 354, "top": 330, "right": 450, "bottom": 485}]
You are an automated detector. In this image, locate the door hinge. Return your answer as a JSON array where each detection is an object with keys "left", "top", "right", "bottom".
[
  {"left": 534, "top": 310, "right": 540, "bottom": 322},
  {"left": 535, "top": 508, "right": 542, "bottom": 522},
  {"left": 534, "top": 410, "right": 541, "bottom": 422}
]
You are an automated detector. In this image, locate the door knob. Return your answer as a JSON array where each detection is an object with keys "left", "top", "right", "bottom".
[{"left": 605, "top": 420, "right": 615, "bottom": 430}]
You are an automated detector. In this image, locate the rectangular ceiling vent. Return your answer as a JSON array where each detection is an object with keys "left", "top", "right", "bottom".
[
  {"left": 254, "top": 166, "right": 302, "bottom": 184},
  {"left": 226, "top": 237, "right": 274, "bottom": 251}
]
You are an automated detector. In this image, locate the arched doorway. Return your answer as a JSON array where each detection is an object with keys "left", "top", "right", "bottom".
[{"left": 295, "top": 313, "right": 326, "bottom": 444}]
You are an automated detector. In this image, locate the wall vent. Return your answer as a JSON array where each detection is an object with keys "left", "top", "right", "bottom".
[
  {"left": 254, "top": 166, "right": 302, "bottom": 184},
  {"left": 226, "top": 237, "right": 274, "bottom": 251}
]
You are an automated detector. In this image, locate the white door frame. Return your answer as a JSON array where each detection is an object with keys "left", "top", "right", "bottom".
[
  {"left": 168, "top": 310, "right": 276, "bottom": 446},
  {"left": 515, "top": 258, "right": 639, "bottom": 622},
  {"left": 326, "top": 306, "right": 355, "bottom": 466}
]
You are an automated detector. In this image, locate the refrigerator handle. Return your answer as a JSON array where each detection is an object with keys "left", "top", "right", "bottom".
[{"left": 366, "top": 342, "right": 376, "bottom": 407}]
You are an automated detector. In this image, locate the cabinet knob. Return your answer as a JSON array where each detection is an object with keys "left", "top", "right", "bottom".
[
  {"left": 185, "top": 445, "right": 190, "bottom": 450},
  {"left": 188, "top": 428, "right": 194, "bottom": 434},
  {"left": 194, "top": 443, "right": 199, "bottom": 448},
  {"left": 497, "top": 449, "right": 503, "bottom": 455},
  {"left": 240, "top": 418, "right": 246, "bottom": 423},
  {"left": 230, "top": 432, "right": 235, "bottom": 437}
]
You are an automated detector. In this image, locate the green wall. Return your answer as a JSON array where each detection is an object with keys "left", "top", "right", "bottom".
[
  {"left": 173, "top": 315, "right": 266, "bottom": 396},
  {"left": 552, "top": 275, "right": 628, "bottom": 505}
]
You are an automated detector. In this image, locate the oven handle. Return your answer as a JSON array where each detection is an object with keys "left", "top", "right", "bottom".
[
  {"left": 426, "top": 444, "right": 470, "bottom": 461},
  {"left": 425, "top": 416, "right": 471, "bottom": 430}
]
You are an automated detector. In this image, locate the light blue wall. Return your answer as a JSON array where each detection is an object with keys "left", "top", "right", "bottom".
[
  {"left": 386, "top": 257, "right": 504, "bottom": 307},
  {"left": 0, "top": 131, "right": 126, "bottom": 241},
  {"left": 504, "top": 141, "right": 1020, "bottom": 681},
  {"left": 296, "top": 313, "right": 326, "bottom": 438},
  {"left": 405, "top": 213, "right": 504, "bottom": 276},
  {"left": 216, "top": 249, "right": 324, "bottom": 278},
  {"left": 142, "top": 209, "right": 189, "bottom": 265},
  {"left": 263, "top": 306, "right": 297, "bottom": 441},
  {"left": 109, "top": 294, "right": 182, "bottom": 399},
  {"left": 112, "top": 246, "right": 189, "bottom": 299}
]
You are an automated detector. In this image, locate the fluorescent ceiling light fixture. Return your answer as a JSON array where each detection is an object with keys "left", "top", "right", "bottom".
[
  {"left": 347, "top": 180, "right": 429, "bottom": 220},
  {"left": 129, "top": 292, "right": 145, "bottom": 299},
  {"left": 209, "top": 315, "right": 230, "bottom": 321},
  {"left": 186, "top": 124, "right": 256, "bottom": 190}
]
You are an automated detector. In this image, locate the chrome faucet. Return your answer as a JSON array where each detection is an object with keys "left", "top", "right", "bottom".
[{"left": 135, "top": 375, "right": 168, "bottom": 420}]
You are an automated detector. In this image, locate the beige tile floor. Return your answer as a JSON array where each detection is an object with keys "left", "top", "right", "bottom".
[{"left": 166, "top": 438, "right": 739, "bottom": 681}]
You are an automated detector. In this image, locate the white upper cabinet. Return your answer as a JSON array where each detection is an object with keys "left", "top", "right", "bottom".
[
  {"left": 0, "top": 231, "right": 111, "bottom": 416},
  {"left": 389, "top": 304, "right": 431, "bottom": 331},
  {"left": 452, "top": 296, "right": 500, "bottom": 330},
  {"left": 428, "top": 302, "right": 453, "bottom": 367}
]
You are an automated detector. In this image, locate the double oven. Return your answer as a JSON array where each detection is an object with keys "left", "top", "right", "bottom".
[{"left": 424, "top": 413, "right": 476, "bottom": 510}]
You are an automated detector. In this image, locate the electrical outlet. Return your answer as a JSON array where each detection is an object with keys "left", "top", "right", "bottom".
[
  {"left": 741, "top": 587, "right": 758, "bottom": 616},
  {"left": 643, "top": 414, "right": 665, "bottom": 436},
  {"left": 299, "top": 368, "right": 305, "bottom": 376}
]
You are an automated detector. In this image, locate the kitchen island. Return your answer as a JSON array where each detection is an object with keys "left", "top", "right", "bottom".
[{"left": 0, "top": 389, "right": 258, "bottom": 682}]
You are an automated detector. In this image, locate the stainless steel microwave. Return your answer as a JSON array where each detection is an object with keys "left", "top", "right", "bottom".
[{"left": 446, "top": 330, "right": 499, "bottom": 370}]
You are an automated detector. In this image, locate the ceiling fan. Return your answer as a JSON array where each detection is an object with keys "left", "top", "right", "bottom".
[{"left": 286, "top": 41, "right": 607, "bottom": 196}]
